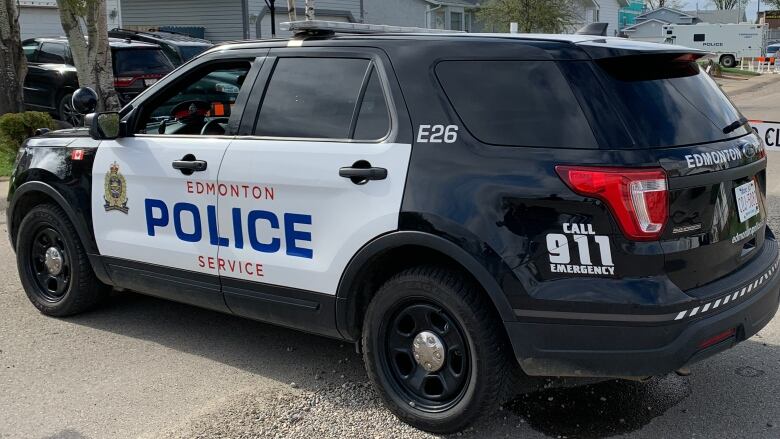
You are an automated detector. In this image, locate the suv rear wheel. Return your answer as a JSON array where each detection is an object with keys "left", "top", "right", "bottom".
[
  {"left": 16, "top": 204, "right": 109, "bottom": 316},
  {"left": 362, "top": 266, "right": 513, "bottom": 433}
]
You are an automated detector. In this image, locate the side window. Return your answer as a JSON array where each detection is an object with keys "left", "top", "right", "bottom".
[
  {"left": 253, "top": 57, "right": 371, "bottom": 139},
  {"left": 353, "top": 68, "right": 390, "bottom": 140},
  {"left": 136, "top": 61, "right": 252, "bottom": 135},
  {"left": 37, "top": 43, "right": 67, "bottom": 63},
  {"left": 22, "top": 41, "right": 39, "bottom": 62},
  {"left": 693, "top": 34, "right": 705, "bottom": 42},
  {"left": 435, "top": 60, "right": 597, "bottom": 148}
]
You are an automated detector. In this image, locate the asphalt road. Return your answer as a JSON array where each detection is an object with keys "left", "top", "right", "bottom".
[{"left": 2, "top": 76, "right": 780, "bottom": 439}]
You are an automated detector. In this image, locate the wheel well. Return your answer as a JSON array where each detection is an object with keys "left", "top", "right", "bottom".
[
  {"left": 341, "top": 244, "right": 507, "bottom": 341},
  {"left": 9, "top": 191, "right": 57, "bottom": 249}
]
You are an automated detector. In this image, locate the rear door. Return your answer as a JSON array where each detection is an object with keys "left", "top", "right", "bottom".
[{"left": 215, "top": 49, "right": 411, "bottom": 328}]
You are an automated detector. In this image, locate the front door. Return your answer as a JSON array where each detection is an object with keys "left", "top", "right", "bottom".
[
  {"left": 91, "top": 58, "right": 257, "bottom": 310},
  {"left": 216, "top": 52, "right": 412, "bottom": 324}
]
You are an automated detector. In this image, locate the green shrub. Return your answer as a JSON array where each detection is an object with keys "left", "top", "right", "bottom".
[{"left": 0, "top": 112, "right": 57, "bottom": 156}]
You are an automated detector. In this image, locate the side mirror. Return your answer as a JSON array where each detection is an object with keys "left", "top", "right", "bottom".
[
  {"left": 72, "top": 87, "right": 98, "bottom": 115},
  {"left": 90, "top": 112, "right": 121, "bottom": 140}
]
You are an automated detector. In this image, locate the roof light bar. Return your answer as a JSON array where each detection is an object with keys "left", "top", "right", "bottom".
[{"left": 281, "top": 20, "right": 464, "bottom": 35}]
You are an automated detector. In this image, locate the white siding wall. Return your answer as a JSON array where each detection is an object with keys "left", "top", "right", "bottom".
[
  {"left": 362, "top": 0, "right": 428, "bottom": 28},
  {"left": 121, "top": 0, "right": 245, "bottom": 42},
  {"left": 598, "top": 0, "right": 622, "bottom": 37}
]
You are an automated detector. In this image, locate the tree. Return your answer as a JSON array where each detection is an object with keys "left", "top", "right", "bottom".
[
  {"left": 709, "top": 0, "right": 749, "bottom": 11},
  {"left": 0, "top": 0, "right": 27, "bottom": 115},
  {"left": 763, "top": 0, "right": 779, "bottom": 9},
  {"left": 56, "top": 0, "right": 120, "bottom": 112},
  {"left": 477, "top": 0, "right": 582, "bottom": 34},
  {"left": 644, "top": 0, "right": 685, "bottom": 9}
]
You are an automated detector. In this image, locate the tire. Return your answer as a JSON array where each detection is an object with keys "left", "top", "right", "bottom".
[
  {"left": 362, "top": 266, "right": 515, "bottom": 434},
  {"left": 720, "top": 55, "right": 736, "bottom": 68},
  {"left": 15, "top": 203, "right": 109, "bottom": 316},
  {"left": 57, "top": 93, "right": 81, "bottom": 127}
]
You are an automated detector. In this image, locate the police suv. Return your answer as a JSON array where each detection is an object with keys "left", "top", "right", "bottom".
[{"left": 7, "top": 21, "right": 779, "bottom": 433}]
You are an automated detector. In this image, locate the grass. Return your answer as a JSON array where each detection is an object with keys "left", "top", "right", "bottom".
[
  {"left": 0, "top": 150, "right": 15, "bottom": 177},
  {"left": 721, "top": 67, "right": 762, "bottom": 77}
]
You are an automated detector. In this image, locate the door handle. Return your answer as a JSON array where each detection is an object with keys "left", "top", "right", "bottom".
[
  {"left": 339, "top": 161, "right": 387, "bottom": 184},
  {"left": 172, "top": 154, "right": 207, "bottom": 175}
]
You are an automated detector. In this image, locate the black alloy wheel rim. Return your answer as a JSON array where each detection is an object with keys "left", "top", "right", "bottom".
[
  {"left": 381, "top": 300, "right": 471, "bottom": 412},
  {"left": 29, "top": 226, "right": 71, "bottom": 302},
  {"left": 61, "top": 97, "right": 81, "bottom": 126}
]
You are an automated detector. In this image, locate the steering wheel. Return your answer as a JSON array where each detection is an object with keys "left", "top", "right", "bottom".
[
  {"left": 201, "top": 118, "right": 230, "bottom": 136},
  {"left": 170, "top": 100, "right": 211, "bottom": 124}
]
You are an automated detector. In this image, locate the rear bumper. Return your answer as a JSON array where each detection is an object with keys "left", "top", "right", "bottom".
[{"left": 508, "top": 245, "right": 780, "bottom": 378}]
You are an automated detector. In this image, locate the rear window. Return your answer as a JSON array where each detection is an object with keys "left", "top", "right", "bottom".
[
  {"left": 595, "top": 56, "right": 749, "bottom": 148},
  {"left": 435, "top": 61, "right": 597, "bottom": 148},
  {"left": 113, "top": 48, "right": 174, "bottom": 76}
]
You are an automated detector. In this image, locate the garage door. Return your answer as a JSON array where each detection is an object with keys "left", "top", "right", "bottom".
[{"left": 19, "top": 6, "right": 65, "bottom": 39}]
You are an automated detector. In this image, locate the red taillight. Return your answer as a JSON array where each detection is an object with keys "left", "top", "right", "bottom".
[
  {"left": 556, "top": 166, "right": 668, "bottom": 241},
  {"left": 697, "top": 328, "right": 736, "bottom": 350},
  {"left": 114, "top": 77, "right": 136, "bottom": 87}
]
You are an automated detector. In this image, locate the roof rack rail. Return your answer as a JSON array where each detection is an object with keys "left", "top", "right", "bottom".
[{"left": 281, "top": 20, "right": 464, "bottom": 36}]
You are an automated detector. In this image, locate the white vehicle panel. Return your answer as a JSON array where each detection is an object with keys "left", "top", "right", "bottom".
[{"left": 216, "top": 139, "right": 412, "bottom": 294}]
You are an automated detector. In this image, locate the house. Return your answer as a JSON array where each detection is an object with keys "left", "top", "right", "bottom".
[
  {"left": 618, "top": 0, "right": 645, "bottom": 29},
  {"left": 364, "top": 0, "right": 481, "bottom": 32},
  {"left": 576, "top": 0, "right": 629, "bottom": 37},
  {"left": 620, "top": 18, "right": 668, "bottom": 42},
  {"left": 633, "top": 6, "right": 696, "bottom": 25},
  {"left": 683, "top": 9, "right": 746, "bottom": 24},
  {"left": 18, "top": 0, "right": 121, "bottom": 39}
]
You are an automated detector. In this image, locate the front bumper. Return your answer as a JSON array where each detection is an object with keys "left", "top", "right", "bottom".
[{"left": 507, "top": 241, "right": 780, "bottom": 378}]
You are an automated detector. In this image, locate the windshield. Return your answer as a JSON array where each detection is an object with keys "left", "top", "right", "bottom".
[
  {"left": 595, "top": 55, "right": 750, "bottom": 148},
  {"left": 113, "top": 48, "right": 174, "bottom": 76},
  {"left": 179, "top": 45, "right": 210, "bottom": 61}
]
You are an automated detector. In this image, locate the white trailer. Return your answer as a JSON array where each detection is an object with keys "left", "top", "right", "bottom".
[{"left": 662, "top": 23, "right": 766, "bottom": 68}]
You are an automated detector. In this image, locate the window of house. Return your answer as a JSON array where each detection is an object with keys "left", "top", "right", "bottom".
[
  {"left": 451, "top": 12, "right": 463, "bottom": 31},
  {"left": 464, "top": 12, "right": 473, "bottom": 32},
  {"left": 594, "top": 9, "right": 600, "bottom": 22},
  {"left": 436, "top": 60, "right": 597, "bottom": 148},
  {"left": 432, "top": 10, "right": 445, "bottom": 29},
  {"left": 693, "top": 34, "right": 705, "bottom": 42},
  {"left": 254, "top": 58, "right": 390, "bottom": 141},
  {"left": 37, "top": 43, "right": 67, "bottom": 64}
]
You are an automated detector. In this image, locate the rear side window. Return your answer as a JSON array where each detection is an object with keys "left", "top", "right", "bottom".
[
  {"left": 254, "top": 57, "right": 390, "bottom": 140},
  {"left": 435, "top": 61, "right": 598, "bottom": 148},
  {"left": 595, "top": 55, "right": 748, "bottom": 147},
  {"left": 113, "top": 49, "right": 174, "bottom": 76},
  {"left": 693, "top": 34, "right": 705, "bottom": 42},
  {"left": 22, "top": 41, "right": 39, "bottom": 62}
]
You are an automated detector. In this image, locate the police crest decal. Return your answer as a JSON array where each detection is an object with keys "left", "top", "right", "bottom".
[{"left": 104, "top": 162, "right": 129, "bottom": 213}]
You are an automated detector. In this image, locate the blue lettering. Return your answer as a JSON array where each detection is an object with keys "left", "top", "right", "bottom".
[
  {"left": 145, "top": 198, "right": 168, "bottom": 236},
  {"left": 232, "top": 207, "right": 244, "bottom": 249},
  {"left": 284, "top": 213, "right": 313, "bottom": 259},
  {"left": 173, "top": 202, "right": 202, "bottom": 242},
  {"left": 247, "top": 210, "right": 281, "bottom": 253},
  {"left": 207, "top": 205, "right": 229, "bottom": 247}
]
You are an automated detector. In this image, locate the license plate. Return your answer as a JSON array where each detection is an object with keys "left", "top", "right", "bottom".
[
  {"left": 144, "top": 78, "right": 158, "bottom": 86},
  {"left": 735, "top": 180, "right": 759, "bottom": 223}
]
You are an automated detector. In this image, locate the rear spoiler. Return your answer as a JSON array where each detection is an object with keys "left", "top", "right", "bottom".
[{"left": 576, "top": 38, "right": 709, "bottom": 60}]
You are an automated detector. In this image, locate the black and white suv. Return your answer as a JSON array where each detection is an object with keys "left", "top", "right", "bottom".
[{"left": 7, "top": 21, "right": 778, "bottom": 433}]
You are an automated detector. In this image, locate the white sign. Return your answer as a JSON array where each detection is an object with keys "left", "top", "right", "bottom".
[{"left": 750, "top": 120, "right": 780, "bottom": 151}]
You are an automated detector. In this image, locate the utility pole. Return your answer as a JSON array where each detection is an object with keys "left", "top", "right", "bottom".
[
  {"left": 287, "top": 0, "right": 296, "bottom": 22},
  {"left": 264, "top": 0, "right": 277, "bottom": 37}
]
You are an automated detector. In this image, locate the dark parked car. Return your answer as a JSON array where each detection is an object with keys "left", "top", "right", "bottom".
[
  {"left": 22, "top": 37, "right": 174, "bottom": 125},
  {"left": 108, "top": 28, "right": 213, "bottom": 66}
]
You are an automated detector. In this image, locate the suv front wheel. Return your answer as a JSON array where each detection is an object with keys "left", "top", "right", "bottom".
[
  {"left": 362, "top": 266, "right": 514, "bottom": 433},
  {"left": 16, "top": 204, "right": 109, "bottom": 316}
]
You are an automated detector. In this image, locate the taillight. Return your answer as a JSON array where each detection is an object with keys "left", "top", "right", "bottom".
[
  {"left": 556, "top": 166, "right": 668, "bottom": 241},
  {"left": 114, "top": 77, "right": 136, "bottom": 87}
]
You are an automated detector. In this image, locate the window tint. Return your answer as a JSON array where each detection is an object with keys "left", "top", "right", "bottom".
[
  {"left": 353, "top": 69, "right": 390, "bottom": 140},
  {"left": 137, "top": 62, "right": 251, "bottom": 135},
  {"left": 113, "top": 49, "right": 174, "bottom": 76},
  {"left": 435, "top": 61, "right": 597, "bottom": 148},
  {"left": 693, "top": 33, "right": 705, "bottom": 42},
  {"left": 22, "top": 41, "right": 39, "bottom": 62},
  {"left": 595, "top": 55, "right": 748, "bottom": 147},
  {"left": 254, "top": 57, "right": 370, "bottom": 139},
  {"left": 37, "top": 43, "right": 67, "bottom": 63}
]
